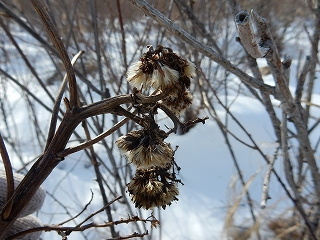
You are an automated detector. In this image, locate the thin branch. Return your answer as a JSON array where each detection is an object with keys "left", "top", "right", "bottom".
[
  {"left": 281, "top": 109, "right": 317, "bottom": 239},
  {"left": 58, "top": 189, "right": 94, "bottom": 226},
  {"left": 78, "top": 119, "right": 118, "bottom": 238},
  {"left": 260, "top": 149, "right": 277, "bottom": 209},
  {"left": 173, "top": 0, "right": 223, "bottom": 55},
  {"left": 57, "top": 117, "right": 129, "bottom": 157},
  {"left": 198, "top": 77, "right": 258, "bottom": 224},
  {"left": 0, "top": 1, "right": 102, "bottom": 96},
  {"left": 6, "top": 216, "right": 151, "bottom": 240},
  {"left": 295, "top": 56, "right": 311, "bottom": 102},
  {"left": 0, "top": 68, "right": 53, "bottom": 113},
  {"left": 89, "top": 0, "right": 106, "bottom": 95},
  {"left": 0, "top": 17, "right": 56, "bottom": 104},
  {"left": 65, "top": 196, "right": 122, "bottom": 236},
  {"left": 45, "top": 50, "right": 85, "bottom": 150}
]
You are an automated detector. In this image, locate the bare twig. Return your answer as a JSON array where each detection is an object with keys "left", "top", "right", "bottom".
[
  {"left": 6, "top": 215, "right": 151, "bottom": 240},
  {"left": 58, "top": 190, "right": 95, "bottom": 226},
  {"left": 0, "top": 68, "right": 53, "bottom": 113},
  {"left": 45, "top": 50, "right": 85, "bottom": 150},
  {"left": 65, "top": 196, "right": 122, "bottom": 236},
  {"left": 58, "top": 117, "right": 130, "bottom": 158},
  {"left": 260, "top": 152, "right": 276, "bottom": 209},
  {"left": 174, "top": 0, "right": 223, "bottom": 55},
  {"left": 0, "top": 91, "right": 166, "bottom": 237},
  {"left": 295, "top": 56, "right": 311, "bottom": 102},
  {"left": 79, "top": 119, "right": 119, "bottom": 238}
]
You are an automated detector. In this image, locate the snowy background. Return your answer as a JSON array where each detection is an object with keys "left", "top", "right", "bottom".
[{"left": 0, "top": 3, "right": 319, "bottom": 240}]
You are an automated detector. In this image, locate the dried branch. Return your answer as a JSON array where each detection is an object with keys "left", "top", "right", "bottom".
[
  {"left": 30, "top": 0, "right": 79, "bottom": 108},
  {"left": 0, "top": 68, "right": 53, "bottom": 113},
  {"left": 260, "top": 153, "right": 276, "bottom": 209},
  {"left": 173, "top": 0, "right": 223, "bottom": 55},
  {"left": 89, "top": 0, "right": 106, "bottom": 95},
  {"left": 0, "top": 17, "right": 56, "bottom": 104},
  {"left": 80, "top": 120, "right": 119, "bottom": 238},
  {"left": 235, "top": 8, "right": 320, "bottom": 238},
  {"left": 295, "top": 56, "right": 311, "bottom": 102},
  {"left": 65, "top": 196, "right": 122, "bottom": 236},
  {"left": 57, "top": 190, "right": 94, "bottom": 226},
  {"left": 6, "top": 215, "right": 151, "bottom": 240},
  {"left": 235, "top": 11, "right": 268, "bottom": 58},
  {"left": 58, "top": 117, "right": 130, "bottom": 158},
  {"left": 0, "top": 91, "right": 166, "bottom": 238},
  {"left": 198, "top": 77, "right": 258, "bottom": 224},
  {"left": 45, "top": 50, "right": 85, "bottom": 150},
  {"left": 0, "top": 133, "right": 14, "bottom": 219},
  {"left": 280, "top": 109, "right": 317, "bottom": 239}
]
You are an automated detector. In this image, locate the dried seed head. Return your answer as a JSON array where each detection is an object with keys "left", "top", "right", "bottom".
[
  {"left": 115, "top": 129, "right": 173, "bottom": 168},
  {"left": 131, "top": 142, "right": 173, "bottom": 169},
  {"left": 126, "top": 45, "right": 194, "bottom": 96},
  {"left": 127, "top": 168, "right": 179, "bottom": 209}
]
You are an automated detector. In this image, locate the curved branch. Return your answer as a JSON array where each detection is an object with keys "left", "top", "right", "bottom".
[{"left": 30, "top": 0, "right": 79, "bottom": 108}]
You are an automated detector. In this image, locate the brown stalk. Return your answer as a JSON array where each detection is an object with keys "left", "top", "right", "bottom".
[
  {"left": 0, "top": 134, "right": 14, "bottom": 219},
  {"left": 30, "top": 0, "right": 78, "bottom": 108}
]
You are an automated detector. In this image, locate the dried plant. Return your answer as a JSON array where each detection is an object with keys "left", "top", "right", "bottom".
[
  {"left": 0, "top": 1, "right": 206, "bottom": 239},
  {"left": 0, "top": 0, "right": 319, "bottom": 239}
]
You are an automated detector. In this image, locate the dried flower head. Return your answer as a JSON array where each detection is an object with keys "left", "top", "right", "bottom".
[
  {"left": 126, "top": 45, "right": 195, "bottom": 91},
  {"left": 115, "top": 129, "right": 173, "bottom": 169},
  {"left": 126, "top": 45, "right": 196, "bottom": 116},
  {"left": 127, "top": 167, "right": 179, "bottom": 209}
]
